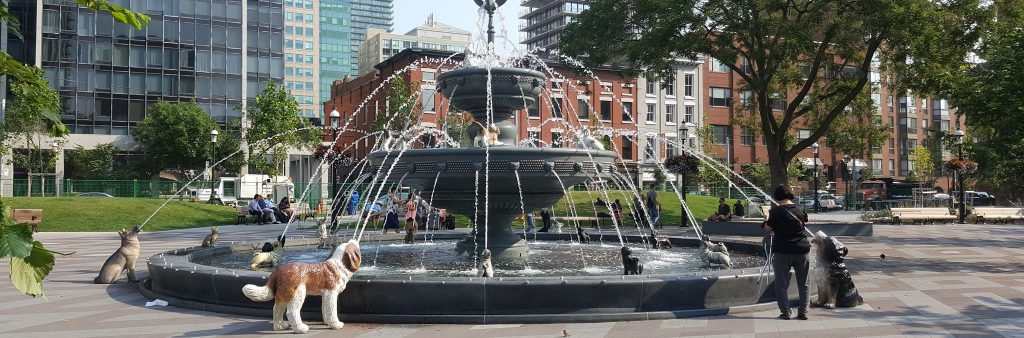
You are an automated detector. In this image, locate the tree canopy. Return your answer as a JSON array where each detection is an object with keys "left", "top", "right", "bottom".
[
  {"left": 132, "top": 101, "right": 220, "bottom": 176},
  {"left": 245, "top": 81, "right": 321, "bottom": 176},
  {"left": 561, "top": 0, "right": 989, "bottom": 187}
]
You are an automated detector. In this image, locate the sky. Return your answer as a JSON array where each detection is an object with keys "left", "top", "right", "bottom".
[{"left": 391, "top": 0, "right": 523, "bottom": 53}]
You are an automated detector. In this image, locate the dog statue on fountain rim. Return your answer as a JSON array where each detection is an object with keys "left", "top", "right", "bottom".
[
  {"left": 463, "top": 112, "right": 502, "bottom": 147},
  {"left": 94, "top": 226, "right": 141, "bottom": 284},
  {"left": 811, "top": 231, "right": 864, "bottom": 308},
  {"left": 699, "top": 235, "right": 731, "bottom": 268},
  {"left": 250, "top": 235, "right": 287, "bottom": 268},
  {"left": 242, "top": 239, "right": 361, "bottom": 334},
  {"left": 478, "top": 249, "right": 494, "bottom": 277},
  {"left": 621, "top": 246, "right": 643, "bottom": 275},
  {"left": 575, "top": 225, "right": 591, "bottom": 244},
  {"left": 201, "top": 227, "right": 219, "bottom": 247},
  {"left": 649, "top": 230, "right": 672, "bottom": 249}
]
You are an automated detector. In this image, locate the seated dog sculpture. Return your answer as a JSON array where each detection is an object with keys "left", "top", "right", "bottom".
[
  {"left": 94, "top": 226, "right": 141, "bottom": 284},
  {"left": 621, "top": 246, "right": 643, "bottom": 275},
  {"left": 700, "top": 236, "right": 731, "bottom": 268},
  {"left": 478, "top": 249, "right": 494, "bottom": 277},
  {"left": 201, "top": 227, "right": 219, "bottom": 247},
  {"left": 812, "top": 231, "right": 864, "bottom": 308},
  {"left": 649, "top": 230, "right": 672, "bottom": 249},
  {"left": 576, "top": 225, "right": 591, "bottom": 244}
]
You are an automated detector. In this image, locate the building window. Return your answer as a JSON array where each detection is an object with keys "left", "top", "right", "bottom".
[
  {"left": 741, "top": 127, "right": 755, "bottom": 145},
  {"left": 797, "top": 129, "right": 812, "bottom": 142},
  {"left": 600, "top": 100, "right": 612, "bottom": 121},
  {"left": 740, "top": 90, "right": 753, "bottom": 107},
  {"left": 683, "top": 105, "right": 694, "bottom": 123},
  {"left": 712, "top": 125, "right": 729, "bottom": 144},
  {"left": 422, "top": 71, "right": 435, "bottom": 82},
  {"left": 621, "top": 137, "right": 633, "bottom": 160},
  {"left": 577, "top": 99, "right": 589, "bottom": 119},
  {"left": 664, "top": 76, "right": 675, "bottom": 96},
  {"left": 711, "top": 58, "right": 730, "bottom": 73},
  {"left": 527, "top": 100, "right": 539, "bottom": 118},
  {"left": 645, "top": 79, "right": 656, "bottom": 96},
  {"left": 683, "top": 73, "right": 694, "bottom": 97},
  {"left": 646, "top": 103, "right": 656, "bottom": 122},
  {"left": 551, "top": 97, "right": 563, "bottom": 117},
  {"left": 770, "top": 92, "right": 787, "bottom": 111},
  {"left": 528, "top": 130, "right": 540, "bottom": 145},
  {"left": 889, "top": 159, "right": 896, "bottom": 176},
  {"left": 710, "top": 87, "right": 731, "bottom": 107},
  {"left": 645, "top": 134, "right": 658, "bottom": 162},
  {"left": 665, "top": 104, "right": 676, "bottom": 124},
  {"left": 622, "top": 102, "right": 633, "bottom": 122},
  {"left": 666, "top": 137, "right": 677, "bottom": 156},
  {"left": 872, "top": 159, "right": 883, "bottom": 175},
  {"left": 551, "top": 131, "right": 562, "bottom": 148},
  {"left": 422, "top": 89, "right": 435, "bottom": 112}
]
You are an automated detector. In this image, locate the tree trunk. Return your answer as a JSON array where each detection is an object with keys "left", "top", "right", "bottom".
[{"left": 768, "top": 155, "right": 790, "bottom": 190}]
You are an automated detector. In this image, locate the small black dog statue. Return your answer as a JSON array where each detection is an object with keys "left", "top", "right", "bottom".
[
  {"left": 649, "top": 230, "right": 672, "bottom": 249},
  {"left": 812, "top": 231, "right": 864, "bottom": 308},
  {"left": 404, "top": 226, "right": 415, "bottom": 244},
  {"left": 621, "top": 246, "right": 643, "bottom": 275},
  {"left": 575, "top": 225, "right": 591, "bottom": 243}
]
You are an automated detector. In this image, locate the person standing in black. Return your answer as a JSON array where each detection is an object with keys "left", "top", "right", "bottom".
[
  {"left": 765, "top": 184, "right": 811, "bottom": 319},
  {"left": 762, "top": 185, "right": 811, "bottom": 321},
  {"left": 538, "top": 207, "right": 552, "bottom": 232}
]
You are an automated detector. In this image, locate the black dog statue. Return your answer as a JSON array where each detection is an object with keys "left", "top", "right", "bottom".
[
  {"left": 649, "top": 230, "right": 672, "bottom": 249},
  {"left": 621, "top": 246, "right": 643, "bottom": 275},
  {"left": 576, "top": 225, "right": 591, "bottom": 243},
  {"left": 812, "top": 231, "right": 864, "bottom": 308}
]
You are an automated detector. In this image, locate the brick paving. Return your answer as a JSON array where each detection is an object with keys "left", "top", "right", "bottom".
[{"left": 2, "top": 217, "right": 1024, "bottom": 337}]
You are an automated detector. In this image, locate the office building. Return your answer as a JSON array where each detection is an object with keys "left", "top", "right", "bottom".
[
  {"left": 356, "top": 15, "right": 470, "bottom": 76},
  {"left": 519, "top": 0, "right": 589, "bottom": 51},
  {"left": 320, "top": 0, "right": 393, "bottom": 104},
  {"left": 284, "top": 0, "right": 320, "bottom": 118}
]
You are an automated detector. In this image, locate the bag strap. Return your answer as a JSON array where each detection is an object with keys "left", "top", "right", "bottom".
[{"left": 779, "top": 205, "right": 806, "bottom": 228}]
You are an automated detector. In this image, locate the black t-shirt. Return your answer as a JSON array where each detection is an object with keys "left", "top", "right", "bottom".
[
  {"left": 765, "top": 204, "right": 810, "bottom": 254},
  {"left": 718, "top": 203, "right": 730, "bottom": 215}
]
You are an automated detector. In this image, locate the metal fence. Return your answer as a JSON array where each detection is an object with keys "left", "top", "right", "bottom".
[{"left": 6, "top": 179, "right": 326, "bottom": 205}]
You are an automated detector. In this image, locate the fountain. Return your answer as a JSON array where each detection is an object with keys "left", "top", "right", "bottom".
[{"left": 139, "top": 0, "right": 805, "bottom": 324}]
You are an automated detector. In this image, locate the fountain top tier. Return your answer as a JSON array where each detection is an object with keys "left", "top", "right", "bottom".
[{"left": 437, "top": 67, "right": 547, "bottom": 123}]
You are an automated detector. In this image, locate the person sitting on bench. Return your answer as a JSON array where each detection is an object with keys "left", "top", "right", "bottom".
[{"left": 708, "top": 198, "right": 732, "bottom": 221}]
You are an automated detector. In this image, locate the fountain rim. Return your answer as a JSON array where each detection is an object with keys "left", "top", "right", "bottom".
[
  {"left": 147, "top": 234, "right": 768, "bottom": 282},
  {"left": 365, "top": 147, "right": 620, "bottom": 160}
]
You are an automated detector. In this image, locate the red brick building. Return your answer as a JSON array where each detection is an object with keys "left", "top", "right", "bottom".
[{"left": 323, "top": 48, "right": 642, "bottom": 178}]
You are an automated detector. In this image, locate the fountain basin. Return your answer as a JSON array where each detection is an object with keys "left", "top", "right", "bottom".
[
  {"left": 142, "top": 234, "right": 807, "bottom": 324},
  {"left": 437, "top": 67, "right": 546, "bottom": 122},
  {"left": 366, "top": 147, "right": 618, "bottom": 259}
]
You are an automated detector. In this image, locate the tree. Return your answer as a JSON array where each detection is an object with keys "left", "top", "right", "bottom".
[
  {"left": 372, "top": 77, "right": 421, "bottom": 133},
  {"left": 909, "top": 145, "right": 936, "bottom": 184},
  {"left": 652, "top": 167, "right": 667, "bottom": 187},
  {"left": 133, "top": 101, "right": 220, "bottom": 177},
  {"left": 245, "top": 81, "right": 320, "bottom": 176},
  {"left": 740, "top": 163, "right": 771, "bottom": 190},
  {"left": 64, "top": 143, "right": 118, "bottom": 179},
  {"left": 561, "top": 0, "right": 987, "bottom": 187}
]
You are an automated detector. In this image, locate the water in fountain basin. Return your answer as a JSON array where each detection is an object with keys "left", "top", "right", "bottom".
[{"left": 193, "top": 240, "right": 764, "bottom": 278}]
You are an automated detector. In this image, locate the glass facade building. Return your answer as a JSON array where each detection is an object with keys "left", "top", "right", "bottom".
[
  {"left": 520, "top": 0, "right": 589, "bottom": 51},
  {"left": 284, "top": 0, "right": 320, "bottom": 118},
  {"left": 9, "top": 0, "right": 285, "bottom": 135},
  {"left": 319, "top": 0, "right": 391, "bottom": 104}
]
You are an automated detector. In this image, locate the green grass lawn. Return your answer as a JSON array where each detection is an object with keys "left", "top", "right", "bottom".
[
  {"left": 6, "top": 197, "right": 236, "bottom": 232},
  {"left": 5, "top": 191, "right": 737, "bottom": 232}
]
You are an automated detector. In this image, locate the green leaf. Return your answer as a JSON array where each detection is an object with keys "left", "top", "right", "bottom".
[
  {"left": 0, "top": 223, "right": 33, "bottom": 258},
  {"left": 9, "top": 241, "right": 55, "bottom": 298}
]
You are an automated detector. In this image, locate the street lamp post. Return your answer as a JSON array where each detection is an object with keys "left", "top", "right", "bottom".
[
  {"left": 328, "top": 108, "right": 342, "bottom": 230},
  {"left": 954, "top": 129, "right": 966, "bottom": 224},
  {"left": 207, "top": 129, "right": 219, "bottom": 204},
  {"left": 812, "top": 142, "right": 819, "bottom": 213},
  {"left": 843, "top": 155, "right": 851, "bottom": 210},
  {"left": 679, "top": 122, "right": 695, "bottom": 227}
]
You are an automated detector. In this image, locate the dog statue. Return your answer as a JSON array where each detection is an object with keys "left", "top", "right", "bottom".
[
  {"left": 201, "top": 227, "right": 219, "bottom": 247},
  {"left": 649, "top": 230, "right": 672, "bottom": 249},
  {"left": 317, "top": 220, "right": 331, "bottom": 249},
  {"left": 621, "top": 246, "right": 643, "bottom": 275},
  {"left": 94, "top": 226, "right": 141, "bottom": 284},
  {"left": 242, "top": 239, "right": 361, "bottom": 334},
  {"left": 701, "top": 235, "right": 729, "bottom": 255},
  {"left": 478, "top": 249, "right": 494, "bottom": 277},
  {"left": 700, "top": 236, "right": 732, "bottom": 268},
  {"left": 576, "top": 133, "right": 605, "bottom": 150},
  {"left": 575, "top": 225, "right": 591, "bottom": 243},
  {"left": 812, "top": 231, "right": 864, "bottom": 308},
  {"left": 251, "top": 236, "right": 287, "bottom": 268},
  {"left": 464, "top": 112, "right": 502, "bottom": 147},
  {"left": 404, "top": 224, "right": 416, "bottom": 244}
]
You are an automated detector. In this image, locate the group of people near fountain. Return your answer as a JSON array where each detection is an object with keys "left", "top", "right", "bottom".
[{"left": 246, "top": 194, "right": 292, "bottom": 224}]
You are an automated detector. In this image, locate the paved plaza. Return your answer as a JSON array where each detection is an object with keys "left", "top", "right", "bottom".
[{"left": 2, "top": 215, "right": 1023, "bottom": 337}]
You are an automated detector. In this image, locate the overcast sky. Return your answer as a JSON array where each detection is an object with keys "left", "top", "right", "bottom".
[{"left": 391, "top": 0, "right": 523, "bottom": 53}]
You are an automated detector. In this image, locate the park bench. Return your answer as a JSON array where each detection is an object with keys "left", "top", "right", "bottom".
[
  {"left": 11, "top": 209, "right": 42, "bottom": 233},
  {"left": 973, "top": 207, "right": 1024, "bottom": 224},
  {"left": 890, "top": 207, "right": 956, "bottom": 224},
  {"left": 236, "top": 206, "right": 261, "bottom": 224},
  {"left": 820, "top": 199, "right": 843, "bottom": 212}
]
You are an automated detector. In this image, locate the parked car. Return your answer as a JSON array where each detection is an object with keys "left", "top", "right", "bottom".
[
  {"left": 800, "top": 194, "right": 841, "bottom": 211},
  {"left": 78, "top": 192, "right": 113, "bottom": 197}
]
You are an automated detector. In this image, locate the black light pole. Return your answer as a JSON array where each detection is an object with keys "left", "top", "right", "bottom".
[
  {"left": 327, "top": 108, "right": 342, "bottom": 230},
  {"left": 679, "top": 122, "right": 694, "bottom": 227},
  {"left": 207, "top": 129, "right": 219, "bottom": 204},
  {"left": 954, "top": 129, "right": 966, "bottom": 224},
  {"left": 812, "top": 142, "right": 820, "bottom": 213}
]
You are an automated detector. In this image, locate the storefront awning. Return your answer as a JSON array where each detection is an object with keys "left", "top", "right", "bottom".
[
  {"left": 799, "top": 157, "right": 825, "bottom": 167},
  {"left": 843, "top": 159, "right": 869, "bottom": 172},
  {"left": 641, "top": 172, "right": 678, "bottom": 182}
]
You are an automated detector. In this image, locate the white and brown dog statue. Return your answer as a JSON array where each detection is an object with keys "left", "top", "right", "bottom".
[
  {"left": 94, "top": 226, "right": 141, "bottom": 284},
  {"left": 478, "top": 249, "right": 494, "bottom": 277},
  {"left": 242, "top": 239, "right": 361, "bottom": 334},
  {"left": 201, "top": 227, "right": 219, "bottom": 247},
  {"left": 812, "top": 231, "right": 864, "bottom": 308},
  {"left": 700, "top": 236, "right": 732, "bottom": 268}
]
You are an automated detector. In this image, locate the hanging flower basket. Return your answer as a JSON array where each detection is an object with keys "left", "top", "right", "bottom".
[
  {"left": 664, "top": 154, "right": 700, "bottom": 175},
  {"left": 944, "top": 158, "right": 978, "bottom": 174}
]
